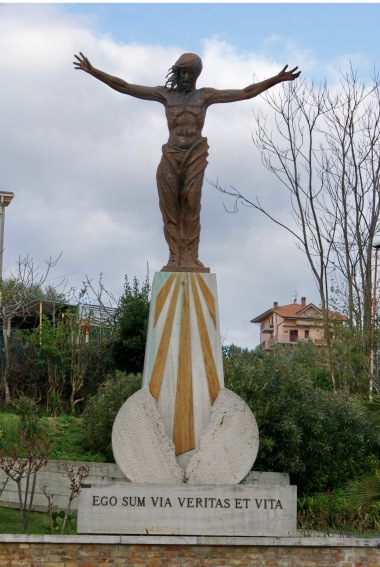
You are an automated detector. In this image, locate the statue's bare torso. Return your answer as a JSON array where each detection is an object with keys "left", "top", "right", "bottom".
[
  {"left": 163, "top": 89, "right": 207, "bottom": 150},
  {"left": 120, "top": 84, "right": 234, "bottom": 150}
]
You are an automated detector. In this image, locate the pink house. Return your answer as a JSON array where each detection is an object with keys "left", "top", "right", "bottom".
[{"left": 251, "top": 297, "right": 347, "bottom": 350}]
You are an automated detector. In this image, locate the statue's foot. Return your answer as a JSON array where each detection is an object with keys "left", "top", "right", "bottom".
[
  {"left": 180, "top": 256, "right": 204, "bottom": 269},
  {"left": 162, "top": 254, "right": 210, "bottom": 273}
]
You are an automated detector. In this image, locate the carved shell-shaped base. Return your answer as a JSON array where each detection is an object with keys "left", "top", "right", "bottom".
[{"left": 112, "top": 387, "right": 259, "bottom": 484}]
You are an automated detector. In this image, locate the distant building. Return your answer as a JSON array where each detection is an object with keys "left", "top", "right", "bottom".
[{"left": 251, "top": 296, "right": 347, "bottom": 350}]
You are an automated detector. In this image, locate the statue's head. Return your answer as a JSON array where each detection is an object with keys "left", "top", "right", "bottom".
[{"left": 166, "top": 53, "right": 203, "bottom": 92}]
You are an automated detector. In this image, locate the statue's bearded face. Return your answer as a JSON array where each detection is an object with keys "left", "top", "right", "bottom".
[
  {"left": 165, "top": 53, "right": 203, "bottom": 92},
  {"left": 176, "top": 67, "right": 198, "bottom": 92}
]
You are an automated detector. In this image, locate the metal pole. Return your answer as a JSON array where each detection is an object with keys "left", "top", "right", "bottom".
[
  {"left": 370, "top": 243, "right": 380, "bottom": 395},
  {"left": 0, "top": 192, "right": 14, "bottom": 345},
  {"left": 0, "top": 195, "right": 5, "bottom": 281},
  {"left": 0, "top": 191, "right": 15, "bottom": 281}
]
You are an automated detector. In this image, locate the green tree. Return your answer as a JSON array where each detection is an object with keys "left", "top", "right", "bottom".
[
  {"left": 0, "top": 254, "right": 61, "bottom": 404},
  {"left": 112, "top": 275, "right": 150, "bottom": 375},
  {"left": 27, "top": 314, "right": 113, "bottom": 415},
  {"left": 345, "top": 395, "right": 380, "bottom": 508},
  {"left": 29, "top": 316, "right": 70, "bottom": 415},
  {"left": 331, "top": 325, "right": 372, "bottom": 394}
]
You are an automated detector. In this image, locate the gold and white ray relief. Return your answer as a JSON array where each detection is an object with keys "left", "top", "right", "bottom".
[{"left": 142, "top": 272, "right": 224, "bottom": 460}]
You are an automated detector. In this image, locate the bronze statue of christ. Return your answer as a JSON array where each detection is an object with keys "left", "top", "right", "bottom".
[{"left": 74, "top": 52, "right": 300, "bottom": 272}]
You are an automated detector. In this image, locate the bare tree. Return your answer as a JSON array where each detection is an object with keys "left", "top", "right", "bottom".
[
  {"left": 0, "top": 430, "right": 52, "bottom": 532},
  {"left": 322, "top": 68, "right": 380, "bottom": 338},
  {"left": 213, "top": 68, "right": 380, "bottom": 389}
]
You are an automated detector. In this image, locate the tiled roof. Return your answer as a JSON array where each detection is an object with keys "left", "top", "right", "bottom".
[
  {"left": 251, "top": 302, "right": 347, "bottom": 323},
  {"left": 274, "top": 303, "right": 312, "bottom": 318}
]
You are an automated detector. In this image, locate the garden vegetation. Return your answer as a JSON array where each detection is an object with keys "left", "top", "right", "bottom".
[{"left": 1, "top": 274, "right": 380, "bottom": 533}]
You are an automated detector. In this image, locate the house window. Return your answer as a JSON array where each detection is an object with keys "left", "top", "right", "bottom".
[
  {"left": 290, "top": 330, "right": 298, "bottom": 343},
  {"left": 304, "top": 330, "right": 309, "bottom": 339}
]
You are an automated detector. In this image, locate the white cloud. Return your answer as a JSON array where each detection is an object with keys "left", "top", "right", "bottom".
[{"left": 0, "top": 5, "right": 322, "bottom": 348}]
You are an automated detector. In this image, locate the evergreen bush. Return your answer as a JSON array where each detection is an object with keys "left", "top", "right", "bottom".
[
  {"left": 224, "top": 344, "right": 380, "bottom": 495},
  {"left": 81, "top": 371, "right": 142, "bottom": 460}
]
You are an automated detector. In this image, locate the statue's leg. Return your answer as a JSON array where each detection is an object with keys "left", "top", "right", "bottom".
[
  {"left": 177, "top": 138, "right": 209, "bottom": 269},
  {"left": 156, "top": 151, "right": 181, "bottom": 267},
  {"left": 180, "top": 167, "right": 205, "bottom": 268}
]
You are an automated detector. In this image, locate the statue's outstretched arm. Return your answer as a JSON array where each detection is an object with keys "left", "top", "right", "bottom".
[
  {"left": 205, "top": 65, "right": 301, "bottom": 105},
  {"left": 73, "top": 52, "right": 164, "bottom": 102}
]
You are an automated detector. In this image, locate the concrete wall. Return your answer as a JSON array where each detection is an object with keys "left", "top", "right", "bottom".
[
  {"left": 0, "top": 460, "right": 287, "bottom": 512},
  {"left": 0, "top": 534, "right": 379, "bottom": 566},
  {"left": 0, "top": 460, "right": 127, "bottom": 512}
]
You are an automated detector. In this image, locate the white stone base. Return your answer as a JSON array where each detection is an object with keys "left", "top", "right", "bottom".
[
  {"left": 77, "top": 483, "right": 297, "bottom": 537},
  {"left": 112, "top": 388, "right": 259, "bottom": 484}
]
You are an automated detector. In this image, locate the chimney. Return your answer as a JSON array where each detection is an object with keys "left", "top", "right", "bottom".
[
  {"left": 301, "top": 297, "right": 306, "bottom": 307},
  {"left": 273, "top": 301, "right": 278, "bottom": 308}
]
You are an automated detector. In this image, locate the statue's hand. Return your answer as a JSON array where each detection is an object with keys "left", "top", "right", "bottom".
[
  {"left": 277, "top": 65, "right": 301, "bottom": 82},
  {"left": 73, "top": 52, "right": 93, "bottom": 73}
]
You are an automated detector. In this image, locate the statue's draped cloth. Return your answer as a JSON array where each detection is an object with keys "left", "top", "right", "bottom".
[{"left": 157, "top": 137, "right": 209, "bottom": 265}]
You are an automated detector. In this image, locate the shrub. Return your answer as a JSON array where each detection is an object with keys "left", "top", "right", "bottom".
[
  {"left": 297, "top": 489, "right": 380, "bottom": 535},
  {"left": 12, "top": 396, "right": 41, "bottom": 439},
  {"left": 224, "top": 344, "right": 380, "bottom": 495},
  {"left": 81, "top": 371, "right": 142, "bottom": 461}
]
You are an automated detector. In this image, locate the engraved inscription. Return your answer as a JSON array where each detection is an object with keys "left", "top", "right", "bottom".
[{"left": 91, "top": 494, "right": 283, "bottom": 511}]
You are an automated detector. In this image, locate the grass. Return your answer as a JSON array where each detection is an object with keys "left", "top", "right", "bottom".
[
  {"left": 40, "top": 415, "right": 106, "bottom": 462},
  {"left": 0, "top": 412, "right": 105, "bottom": 462},
  {"left": 0, "top": 506, "right": 77, "bottom": 535},
  {"left": 0, "top": 413, "right": 20, "bottom": 453}
]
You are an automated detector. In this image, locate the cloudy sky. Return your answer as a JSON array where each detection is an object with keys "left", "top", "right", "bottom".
[{"left": 1, "top": 2, "right": 379, "bottom": 348}]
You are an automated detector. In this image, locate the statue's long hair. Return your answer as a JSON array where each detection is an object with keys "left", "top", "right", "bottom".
[{"left": 165, "top": 53, "right": 203, "bottom": 91}]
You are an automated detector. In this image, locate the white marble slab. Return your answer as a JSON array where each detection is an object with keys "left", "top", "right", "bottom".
[
  {"left": 3, "top": 533, "right": 380, "bottom": 547},
  {"left": 112, "top": 388, "right": 184, "bottom": 483},
  {"left": 77, "top": 483, "right": 297, "bottom": 537},
  {"left": 185, "top": 389, "right": 259, "bottom": 484}
]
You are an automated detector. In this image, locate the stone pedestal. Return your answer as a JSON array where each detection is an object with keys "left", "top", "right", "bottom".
[
  {"left": 78, "top": 271, "right": 297, "bottom": 537},
  {"left": 112, "top": 272, "right": 259, "bottom": 484}
]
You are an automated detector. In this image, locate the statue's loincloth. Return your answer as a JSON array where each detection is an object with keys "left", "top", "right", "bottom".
[
  {"left": 156, "top": 137, "right": 209, "bottom": 266},
  {"left": 160, "top": 137, "right": 209, "bottom": 187}
]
